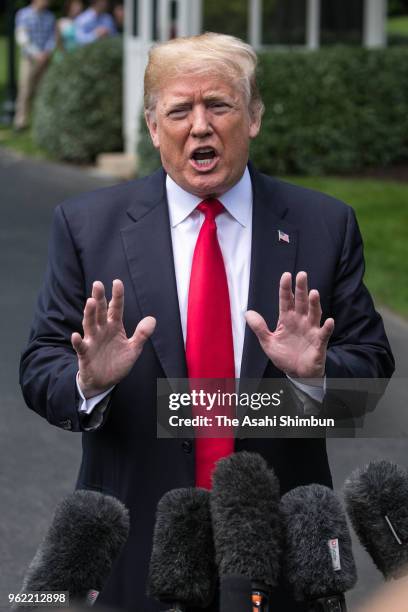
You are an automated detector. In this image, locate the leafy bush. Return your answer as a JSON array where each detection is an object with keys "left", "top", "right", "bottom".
[
  {"left": 33, "top": 36, "right": 123, "bottom": 163},
  {"left": 137, "top": 46, "right": 408, "bottom": 176},
  {"left": 251, "top": 46, "right": 408, "bottom": 175},
  {"left": 137, "top": 113, "right": 161, "bottom": 176}
]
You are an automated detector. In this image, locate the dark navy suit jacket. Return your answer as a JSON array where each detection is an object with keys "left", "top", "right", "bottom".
[{"left": 20, "top": 163, "right": 394, "bottom": 611}]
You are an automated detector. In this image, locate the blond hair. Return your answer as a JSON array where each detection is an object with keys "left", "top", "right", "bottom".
[{"left": 144, "top": 32, "right": 264, "bottom": 120}]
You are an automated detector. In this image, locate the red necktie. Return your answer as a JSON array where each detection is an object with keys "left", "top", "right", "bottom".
[{"left": 186, "top": 199, "right": 235, "bottom": 489}]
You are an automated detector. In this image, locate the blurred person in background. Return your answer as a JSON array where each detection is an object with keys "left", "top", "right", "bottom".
[
  {"left": 14, "top": 0, "right": 55, "bottom": 131},
  {"left": 74, "top": 0, "right": 116, "bottom": 46},
  {"left": 56, "top": 0, "right": 84, "bottom": 54},
  {"left": 112, "top": 1, "right": 123, "bottom": 34}
]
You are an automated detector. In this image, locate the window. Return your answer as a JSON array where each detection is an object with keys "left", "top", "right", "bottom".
[
  {"left": 321, "top": 0, "right": 364, "bottom": 46},
  {"left": 203, "top": 0, "right": 248, "bottom": 41},
  {"left": 262, "top": 0, "right": 306, "bottom": 46}
]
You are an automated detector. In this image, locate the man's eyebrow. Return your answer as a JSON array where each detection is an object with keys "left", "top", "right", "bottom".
[
  {"left": 164, "top": 99, "right": 193, "bottom": 111},
  {"left": 164, "top": 92, "right": 234, "bottom": 109},
  {"left": 203, "top": 92, "right": 233, "bottom": 102}
]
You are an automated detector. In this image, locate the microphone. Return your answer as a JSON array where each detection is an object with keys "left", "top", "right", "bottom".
[
  {"left": 211, "top": 451, "right": 282, "bottom": 612},
  {"left": 280, "top": 484, "right": 357, "bottom": 612},
  {"left": 147, "top": 487, "right": 217, "bottom": 611},
  {"left": 13, "top": 490, "right": 129, "bottom": 609},
  {"left": 343, "top": 460, "right": 408, "bottom": 580}
]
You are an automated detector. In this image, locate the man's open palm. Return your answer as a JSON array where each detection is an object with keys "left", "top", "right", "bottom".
[
  {"left": 245, "top": 271, "right": 334, "bottom": 379},
  {"left": 71, "top": 279, "right": 156, "bottom": 398}
]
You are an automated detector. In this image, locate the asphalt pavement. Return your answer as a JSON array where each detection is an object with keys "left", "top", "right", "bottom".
[{"left": 0, "top": 148, "right": 407, "bottom": 611}]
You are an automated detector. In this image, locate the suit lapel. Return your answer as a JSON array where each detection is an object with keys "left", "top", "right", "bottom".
[
  {"left": 120, "top": 168, "right": 187, "bottom": 379},
  {"left": 240, "top": 164, "right": 299, "bottom": 379}
]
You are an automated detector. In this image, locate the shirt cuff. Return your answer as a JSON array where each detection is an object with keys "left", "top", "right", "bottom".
[
  {"left": 76, "top": 371, "right": 115, "bottom": 415},
  {"left": 286, "top": 375, "right": 326, "bottom": 403}
]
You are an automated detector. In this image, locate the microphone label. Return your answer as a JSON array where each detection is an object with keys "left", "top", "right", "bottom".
[
  {"left": 328, "top": 538, "right": 342, "bottom": 571},
  {"left": 85, "top": 590, "right": 100, "bottom": 606}
]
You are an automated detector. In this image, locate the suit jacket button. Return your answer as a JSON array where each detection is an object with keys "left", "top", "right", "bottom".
[
  {"left": 182, "top": 440, "right": 192, "bottom": 454},
  {"left": 60, "top": 419, "right": 72, "bottom": 430}
]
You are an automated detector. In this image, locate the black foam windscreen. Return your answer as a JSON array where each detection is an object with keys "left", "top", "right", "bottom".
[
  {"left": 148, "top": 487, "right": 216, "bottom": 608},
  {"left": 14, "top": 490, "right": 129, "bottom": 608},
  {"left": 211, "top": 451, "right": 282, "bottom": 588},
  {"left": 281, "top": 484, "right": 357, "bottom": 602},
  {"left": 344, "top": 460, "right": 408, "bottom": 579}
]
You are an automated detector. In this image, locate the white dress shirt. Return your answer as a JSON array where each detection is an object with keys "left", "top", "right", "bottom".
[
  {"left": 77, "top": 166, "right": 324, "bottom": 416},
  {"left": 168, "top": 166, "right": 252, "bottom": 376}
]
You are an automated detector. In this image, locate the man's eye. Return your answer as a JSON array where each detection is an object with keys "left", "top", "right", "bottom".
[
  {"left": 210, "top": 102, "right": 229, "bottom": 111},
  {"left": 168, "top": 109, "right": 189, "bottom": 118}
]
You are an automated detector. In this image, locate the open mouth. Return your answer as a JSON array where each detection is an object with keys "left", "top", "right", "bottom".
[{"left": 189, "top": 147, "right": 220, "bottom": 172}]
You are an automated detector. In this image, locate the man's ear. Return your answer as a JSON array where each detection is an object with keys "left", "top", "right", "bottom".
[
  {"left": 145, "top": 110, "right": 160, "bottom": 149},
  {"left": 248, "top": 107, "right": 262, "bottom": 140}
]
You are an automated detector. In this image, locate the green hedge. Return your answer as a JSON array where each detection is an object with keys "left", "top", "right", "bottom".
[
  {"left": 137, "top": 115, "right": 161, "bottom": 177},
  {"left": 32, "top": 37, "right": 123, "bottom": 163},
  {"left": 138, "top": 46, "right": 408, "bottom": 176}
]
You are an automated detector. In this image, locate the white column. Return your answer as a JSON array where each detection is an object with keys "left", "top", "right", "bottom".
[
  {"left": 124, "top": 0, "right": 133, "bottom": 36},
  {"left": 158, "top": 0, "right": 171, "bottom": 41},
  {"left": 363, "top": 0, "right": 387, "bottom": 48},
  {"left": 248, "top": 0, "right": 262, "bottom": 49},
  {"left": 190, "top": 0, "right": 202, "bottom": 36},
  {"left": 306, "top": 0, "right": 320, "bottom": 49},
  {"left": 177, "top": 0, "right": 190, "bottom": 37},
  {"left": 124, "top": 0, "right": 153, "bottom": 154},
  {"left": 140, "top": 0, "right": 153, "bottom": 43}
]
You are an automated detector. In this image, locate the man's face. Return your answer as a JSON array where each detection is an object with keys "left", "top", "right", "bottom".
[{"left": 145, "top": 73, "right": 261, "bottom": 198}]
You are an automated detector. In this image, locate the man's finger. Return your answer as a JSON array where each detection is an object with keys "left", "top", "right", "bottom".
[
  {"left": 82, "top": 298, "right": 97, "bottom": 336},
  {"left": 319, "top": 317, "right": 335, "bottom": 344},
  {"left": 244, "top": 310, "right": 271, "bottom": 344},
  {"left": 279, "top": 272, "right": 294, "bottom": 313},
  {"left": 71, "top": 331, "right": 86, "bottom": 355},
  {"left": 108, "top": 279, "right": 125, "bottom": 322},
  {"left": 294, "top": 271, "right": 309, "bottom": 316},
  {"left": 92, "top": 280, "right": 107, "bottom": 327},
  {"left": 308, "top": 289, "right": 322, "bottom": 327},
  {"left": 131, "top": 316, "right": 157, "bottom": 349}
]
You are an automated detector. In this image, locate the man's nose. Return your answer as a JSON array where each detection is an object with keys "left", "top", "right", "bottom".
[{"left": 190, "top": 106, "right": 213, "bottom": 137}]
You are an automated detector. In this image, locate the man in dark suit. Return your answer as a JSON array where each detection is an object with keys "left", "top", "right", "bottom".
[{"left": 20, "top": 33, "right": 394, "bottom": 611}]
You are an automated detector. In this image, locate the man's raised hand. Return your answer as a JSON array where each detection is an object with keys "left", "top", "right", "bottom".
[
  {"left": 245, "top": 271, "right": 334, "bottom": 379},
  {"left": 71, "top": 279, "right": 156, "bottom": 398}
]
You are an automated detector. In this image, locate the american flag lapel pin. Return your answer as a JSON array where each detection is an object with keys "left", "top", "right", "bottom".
[{"left": 278, "top": 229, "right": 290, "bottom": 244}]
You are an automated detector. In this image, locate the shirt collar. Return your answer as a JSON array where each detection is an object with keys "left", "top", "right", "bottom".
[{"left": 166, "top": 165, "right": 252, "bottom": 228}]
